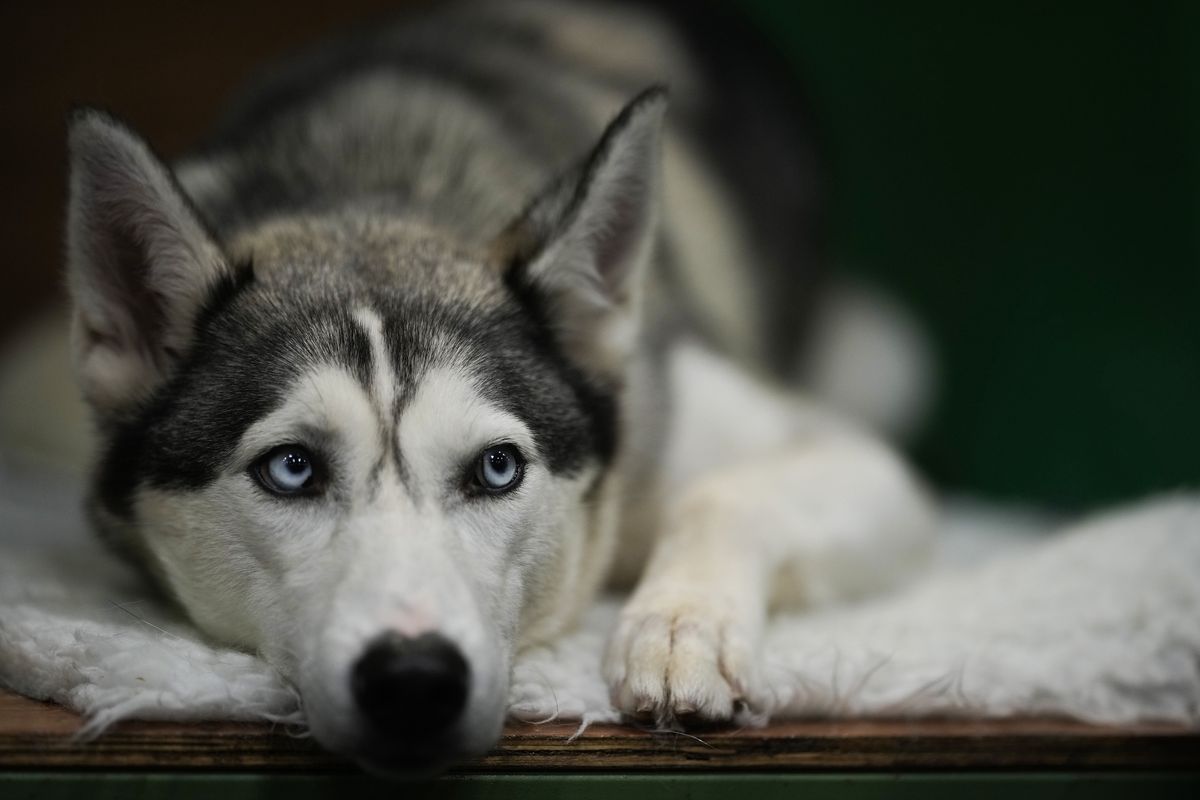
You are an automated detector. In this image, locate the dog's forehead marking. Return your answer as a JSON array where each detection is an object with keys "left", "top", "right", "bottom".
[
  {"left": 351, "top": 306, "right": 406, "bottom": 493},
  {"left": 352, "top": 307, "right": 398, "bottom": 414}
]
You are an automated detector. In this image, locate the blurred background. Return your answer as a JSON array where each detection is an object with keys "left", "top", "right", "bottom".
[{"left": 0, "top": 0, "right": 1196, "bottom": 512}]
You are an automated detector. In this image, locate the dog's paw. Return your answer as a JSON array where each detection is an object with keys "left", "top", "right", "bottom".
[{"left": 602, "top": 597, "right": 763, "bottom": 727}]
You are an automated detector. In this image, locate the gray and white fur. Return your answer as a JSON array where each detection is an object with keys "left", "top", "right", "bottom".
[{"left": 62, "top": 0, "right": 934, "bottom": 773}]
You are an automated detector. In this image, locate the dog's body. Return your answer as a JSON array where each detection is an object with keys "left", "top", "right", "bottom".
[{"left": 63, "top": 0, "right": 934, "bottom": 771}]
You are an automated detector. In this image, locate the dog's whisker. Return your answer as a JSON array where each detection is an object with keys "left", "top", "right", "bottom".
[{"left": 106, "top": 600, "right": 182, "bottom": 641}]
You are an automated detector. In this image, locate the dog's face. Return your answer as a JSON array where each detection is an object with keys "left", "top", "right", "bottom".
[{"left": 64, "top": 90, "right": 664, "bottom": 772}]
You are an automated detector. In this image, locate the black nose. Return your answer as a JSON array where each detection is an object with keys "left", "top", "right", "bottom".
[{"left": 351, "top": 631, "right": 470, "bottom": 740}]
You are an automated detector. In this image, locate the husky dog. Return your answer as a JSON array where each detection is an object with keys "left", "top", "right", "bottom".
[{"left": 63, "top": 0, "right": 934, "bottom": 772}]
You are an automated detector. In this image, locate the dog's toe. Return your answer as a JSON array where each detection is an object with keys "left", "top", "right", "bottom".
[{"left": 663, "top": 617, "right": 736, "bottom": 719}]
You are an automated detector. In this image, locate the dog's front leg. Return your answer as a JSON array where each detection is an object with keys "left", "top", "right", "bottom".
[{"left": 603, "top": 431, "right": 935, "bottom": 726}]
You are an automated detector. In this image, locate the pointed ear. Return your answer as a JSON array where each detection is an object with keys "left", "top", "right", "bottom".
[
  {"left": 498, "top": 87, "right": 667, "bottom": 380},
  {"left": 66, "top": 110, "right": 231, "bottom": 416}
]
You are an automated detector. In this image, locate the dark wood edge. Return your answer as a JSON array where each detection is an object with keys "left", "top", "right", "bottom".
[{"left": 2, "top": 691, "right": 1198, "bottom": 772}]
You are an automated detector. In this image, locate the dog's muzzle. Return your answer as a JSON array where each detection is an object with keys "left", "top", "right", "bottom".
[{"left": 351, "top": 630, "right": 471, "bottom": 750}]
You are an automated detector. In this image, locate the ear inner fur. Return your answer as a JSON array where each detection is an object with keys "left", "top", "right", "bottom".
[
  {"left": 66, "top": 109, "right": 231, "bottom": 415},
  {"left": 498, "top": 87, "right": 668, "bottom": 380}
]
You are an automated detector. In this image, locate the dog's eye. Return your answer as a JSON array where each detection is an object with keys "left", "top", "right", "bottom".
[
  {"left": 474, "top": 444, "right": 524, "bottom": 493},
  {"left": 253, "top": 445, "right": 322, "bottom": 496}
]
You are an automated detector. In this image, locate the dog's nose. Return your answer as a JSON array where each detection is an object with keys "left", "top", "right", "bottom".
[{"left": 351, "top": 631, "right": 470, "bottom": 740}]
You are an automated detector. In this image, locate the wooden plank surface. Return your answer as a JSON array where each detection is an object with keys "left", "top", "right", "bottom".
[{"left": 1, "top": 690, "right": 1197, "bottom": 772}]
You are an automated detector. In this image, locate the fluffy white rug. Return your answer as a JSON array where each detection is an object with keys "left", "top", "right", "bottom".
[{"left": 1, "top": 459, "right": 1198, "bottom": 738}]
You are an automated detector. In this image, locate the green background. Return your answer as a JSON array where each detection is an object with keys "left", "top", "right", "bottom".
[
  {"left": 3, "top": 772, "right": 1199, "bottom": 799},
  {"left": 746, "top": 1, "right": 1199, "bottom": 511}
]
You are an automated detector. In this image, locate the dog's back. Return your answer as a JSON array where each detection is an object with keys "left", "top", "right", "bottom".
[{"left": 178, "top": 0, "right": 825, "bottom": 377}]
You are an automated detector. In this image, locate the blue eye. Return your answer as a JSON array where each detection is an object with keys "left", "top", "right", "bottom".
[
  {"left": 254, "top": 445, "right": 322, "bottom": 496},
  {"left": 475, "top": 445, "right": 524, "bottom": 493}
]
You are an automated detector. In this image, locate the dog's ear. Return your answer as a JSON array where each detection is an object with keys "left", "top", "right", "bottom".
[
  {"left": 66, "top": 110, "right": 232, "bottom": 416},
  {"left": 498, "top": 87, "right": 667, "bottom": 381}
]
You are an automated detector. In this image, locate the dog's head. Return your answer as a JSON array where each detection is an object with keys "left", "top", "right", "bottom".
[{"left": 63, "top": 89, "right": 665, "bottom": 772}]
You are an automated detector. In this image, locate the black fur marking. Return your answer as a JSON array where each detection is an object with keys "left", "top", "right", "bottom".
[
  {"left": 389, "top": 387, "right": 413, "bottom": 492},
  {"left": 94, "top": 284, "right": 374, "bottom": 520},
  {"left": 192, "top": 258, "right": 256, "bottom": 336},
  {"left": 499, "top": 265, "right": 619, "bottom": 470},
  {"left": 375, "top": 289, "right": 616, "bottom": 479},
  {"left": 95, "top": 275, "right": 615, "bottom": 527}
]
